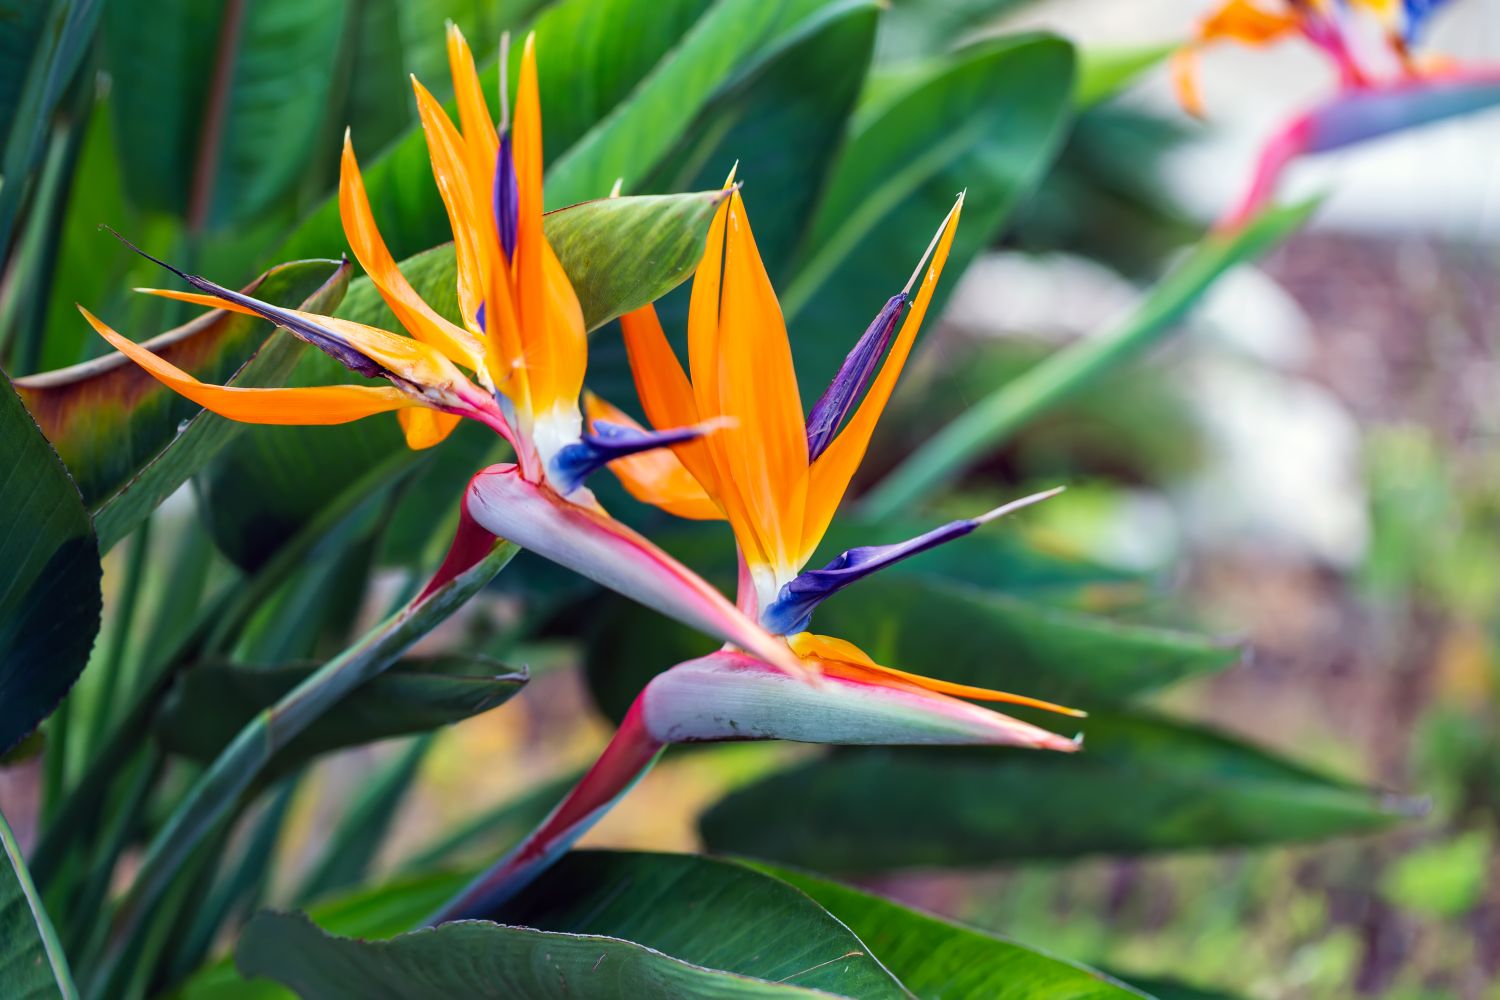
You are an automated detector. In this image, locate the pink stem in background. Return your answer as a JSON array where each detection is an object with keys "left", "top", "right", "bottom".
[
  {"left": 1218, "top": 115, "right": 1315, "bottom": 232},
  {"left": 428, "top": 699, "right": 665, "bottom": 923}
]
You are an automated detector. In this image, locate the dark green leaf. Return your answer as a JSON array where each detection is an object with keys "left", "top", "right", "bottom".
[
  {"left": 14, "top": 258, "right": 350, "bottom": 551},
  {"left": 648, "top": 0, "right": 878, "bottom": 273},
  {"left": 0, "top": 1, "right": 52, "bottom": 150},
  {"left": 493, "top": 851, "right": 907, "bottom": 998},
  {"left": 156, "top": 656, "right": 525, "bottom": 779},
  {"left": 0, "top": 370, "right": 100, "bottom": 755},
  {"left": 701, "top": 713, "right": 1411, "bottom": 870},
  {"left": 783, "top": 35, "right": 1075, "bottom": 392},
  {"left": 102, "top": 0, "right": 347, "bottom": 228},
  {"left": 809, "top": 577, "right": 1237, "bottom": 706},
  {"left": 1, "top": 807, "right": 78, "bottom": 1000},
  {"left": 236, "top": 910, "right": 848, "bottom": 999},
  {"left": 748, "top": 864, "right": 1148, "bottom": 999}
]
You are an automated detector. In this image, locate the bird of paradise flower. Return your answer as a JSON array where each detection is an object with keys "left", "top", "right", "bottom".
[
  {"left": 435, "top": 182, "right": 1084, "bottom": 921},
  {"left": 1173, "top": 0, "right": 1500, "bottom": 228}
]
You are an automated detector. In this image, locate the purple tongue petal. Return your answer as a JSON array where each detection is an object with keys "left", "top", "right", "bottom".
[
  {"left": 106, "top": 227, "right": 386, "bottom": 380},
  {"left": 760, "top": 487, "right": 1064, "bottom": 635},
  {"left": 549, "top": 419, "right": 707, "bottom": 495},
  {"left": 494, "top": 132, "right": 518, "bottom": 259},
  {"left": 805, "top": 293, "right": 906, "bottom": 461}
]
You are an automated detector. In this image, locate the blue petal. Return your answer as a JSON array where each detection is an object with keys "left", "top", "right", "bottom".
[
  {"left": 108, "top": 228, "right": 387, "bottom": 381},
  {"left": 549, "top": 419, "right": 707, "bottom": 495},
  {"left": 1402, "top": 0, "right": 1452, "bottom": 43},
  {"left": 805, "top": 293, "right": 906, "bottom": 461},
  {"left": 1306, "top": 73, "right": 1500, "bottom": 153},
  {"left": 494, "top": 132, "right": 518, "bottom": 259},
  {"left": 760, "top": 488, "right": 1064, "bottom": 635}
]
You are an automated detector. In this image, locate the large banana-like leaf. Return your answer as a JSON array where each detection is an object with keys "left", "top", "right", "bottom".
[
  {"left": 700, "top": 713, "right": 1412, "bottom": 870},
  {"left": 101, "top": 0, "right": 347, "bottom": 228},
  {"left": 0, "top": 370, "right": 100, "bottom": 755}
]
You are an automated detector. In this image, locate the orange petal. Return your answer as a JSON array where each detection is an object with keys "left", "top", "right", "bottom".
[
  {"left": 583, "top": 392, "right": 722, "bottom": 520},
  {"left": 788, "top": 632, "right": 1085, "bottom": 718},
  {"left": 412, "top": 76, "right": 491, "bottom": 339},
  {"left": 1197, "top": 0, "right": 1299, "bottom": 46},
  {"left": 144, "top": 288, "right": 471, "bottom": 400},
  {"left": 399, "top": 408, "right": 463, "bottom": 449},
  {"left": 619, "top": 304, "right": 722, "bottom": 498},
  {"left": 511, "top": 34, "right": 586, "bottom": 415},
  {"left": 80, "top": 306, "right": 416, "bottom": 425},
  {"left": 137, "top": 287, "right": 260, "bottom": 317},
  {"left": 714, "top": 190, "right": 808, "bottom": 572},
  {"left": 802, "top": 195, "right": 962, "bottom": 563},
  {"left": 1171, "top": 47, "right": 1206, "bottom": 118},
  {"left": 339, "top": 134, "right": 488, "bottom": 374},
  {"left": 445, "top": 23, "right": 500, "bottom": 216}
]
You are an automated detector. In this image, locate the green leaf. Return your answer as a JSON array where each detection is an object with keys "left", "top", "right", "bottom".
[
  {"left": 14, "top": 258, "right": 350, "bottom": 551},
  {"left": 700, "top": 713, "right": 1411, "bottom": 870},
  {"left": 1, "top": 807, "right": 79, "bottom": 1000},
  {"left": 584, "top": 575, "right": 1230, "bottom": 723},
  {"left": 492, "top": 851, "right": 906, "bottom": 997},
  {"left": 861, "top": 201, "right": 1317, "bottom": 518},
  {"left": 91, "top": 541, "right": 519, "bottom": 994},
  {"left": 236, "top": 910, "right": 847, "bottom": 999},
  {"left": 0, "top": 0, "right": 103, "bottom": 259},
  {"left": 156, "top": 655, "right": 525, "bottom": 778},
  {"left": 543, "top": 192, "right": 732, "bottom": 331},
  {"left": 807, "top": 577, "right": 1236, "bottom": 706},
  {"left": 648, "top": 0, "right": 878, "bottom": 273},
  {"left": 1075, "top": 44, "right": 1175, "bottom": 109},
  {"left": 274, "top": 0, "right": 817, "bottom": 263},
  {"left": 0, "top": 369, "right": 100, "bottom": 755},
  {"left": 747, "top": 863, "right": 1148, "bottom": 999},
  {"left": 0, "top": 2, "right": 52, "bottom": 151},
  {"left": 782, "top": 34, "right": 1075, "bottom": 390},
  {"left": 101, "top": 0, "right": 348, "bottom": 228}
]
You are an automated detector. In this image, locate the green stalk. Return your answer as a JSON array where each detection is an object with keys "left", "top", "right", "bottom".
[
  {"left": 859, "top": 201, "right": 1317, "bottom": 519},
  {"left": 90, "top": 540, "right": 518, "bottom": 996},
  {"left": 30, "top": 459, "right": 412, "bottom": 887},
  {"left": 60, "top": 746, "right": 163, "bottom": 964},
  {"left": 84, "top": 520, "right": 152, "bottom": 759}
]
